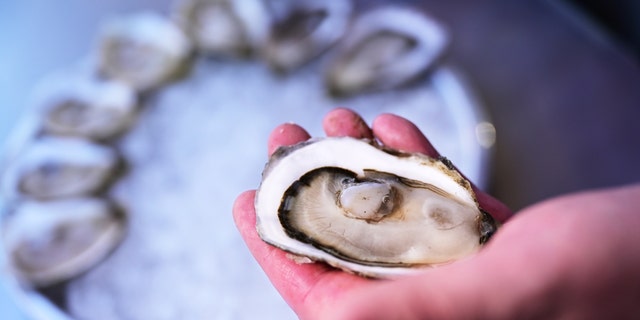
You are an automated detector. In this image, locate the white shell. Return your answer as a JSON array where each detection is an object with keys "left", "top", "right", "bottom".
[
  {"left": 97, "top": 12, "right": 192, "bottom": 91},
  {"left": 2, "top": 137, "right": 119, "bottom": 201},
  {"left": 326, "top": 7, "right": 448, "bottom": 95},
  {"left": 2, "top": 197, "right": 125, "bottom": 286},
  {"left": 255, "top": 137, "right": 494, "bottom": 278},
  {"left": 38, "top": 75, "right": 137, "bottom": 140},
  {"left": 174, "top": 0, "right": 270, "bottom": 56},
  {"left": 262, "top": 0, "right": 351, "bottom": 72}
]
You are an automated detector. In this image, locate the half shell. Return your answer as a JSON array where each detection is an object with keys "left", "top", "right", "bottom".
[
  {"left": 2, "top": 197, "right": 125, "bottom": 286},
  {"left": 255, "top": 137, "right": 496, "bottom": 278},
  {"left": 325, "top": 7, "right": 448, "bottom": 96},
  {"left": 1, "top": 137, "right": 120, "bottom": 201},
  {"left": 262, "top": 0, "right": 351, "bottom": 72},
  {"left": 174, "top": 0, "right": 270, "bottom": 57},
  {"left": 39, "top": 77, "right": 137, "bottom": 141},
  {"left": 97, "top": 12, "right": 191, "bottom": 91}
]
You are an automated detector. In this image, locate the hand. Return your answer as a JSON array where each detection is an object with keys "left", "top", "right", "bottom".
[{"left": 233, "top": 108, "right": 640, "bottom": 319}]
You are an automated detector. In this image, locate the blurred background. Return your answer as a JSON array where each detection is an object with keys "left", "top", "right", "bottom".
[{"left": 1, "top": 0, "right": 639, "bottom": 318}]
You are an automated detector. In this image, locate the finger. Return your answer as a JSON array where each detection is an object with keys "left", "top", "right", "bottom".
[
  {"left": 332, "top": 256, "right": 503, "bottom": 319},
  {"left": 333, "top": 186, "right": 631, "bottom": 320},
  {"left": 267, "top": 123, "right": 311, "bottom": 156},
  {"left": 372, "top": 113, "right": 439, "bottom": 157},
  {"left": 322, "top": 107, "right": 373, "bottom": 139},
  {"left": 332, "top": 217, "right": 553, "bottom": 320},
  {"left": 232, "top": 191, "right": 369, "bottom": 318}
]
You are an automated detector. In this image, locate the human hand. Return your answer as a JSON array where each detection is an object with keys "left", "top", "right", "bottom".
[{"left": 233, "top": 108, "right": 640, "bottom": 319}]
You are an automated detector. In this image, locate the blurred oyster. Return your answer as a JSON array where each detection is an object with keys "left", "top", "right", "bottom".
[
  {"left": 40, "top": 77, "right": 136, "bottom": 140},
  {"left": 2, "top": 137, "right": 119, "bottom": 200},
  {"left": 262, "top": 0, "right": 351, "bottom": 72},
  {"left": 326, "top": 7, "right": 448, "bottom": 96},
  {"left": 2, "top": 197, "right": 125, "bottom": 286},
  {"left": 255, "top": 137, "right": 497, "bottom": 278},
  {"left": 98, "top": 12, "right": 191, "bottom": 91},
  {"left": 175, "top": 0, "right": 269, "bottom": 57}
]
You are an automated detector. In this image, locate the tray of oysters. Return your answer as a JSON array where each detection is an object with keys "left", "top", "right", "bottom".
[{"left": 0, "top": 0, "right": 496, "bottom": 319}]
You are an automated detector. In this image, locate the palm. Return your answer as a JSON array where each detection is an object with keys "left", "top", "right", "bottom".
[{"left": 233, "top": 108, "right": 640, "bottom": 319}]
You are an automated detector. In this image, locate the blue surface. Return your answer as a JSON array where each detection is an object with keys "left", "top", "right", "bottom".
[
  {"left": 1, "top": 0, "right": 169, "bottom": 148},
  {"left": 0, "top": 283, "right": 27, "bottom": 320},
  {"left": 1, "top": 2, "right": 38, "bottom": 318},
  {"left": 0, "top": 2, "right": 170, "bottom": 318}
]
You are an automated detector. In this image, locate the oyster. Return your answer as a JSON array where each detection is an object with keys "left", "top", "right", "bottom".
[
  {"left": 262, "top": 0, "right": 351, "bottom": 72},
  {"left": 325, "top": 7, "right": 448, "bottom": 96},
  {"left": 255, "top": 137, "right": 497, "bottom": 278},
  {"left": 175, "top": 0, "right": 269, "bottom": 57},
  {"left": 40, "top": 76, "right": 137, "bottom": 140},
  {"left": 98, "top": 12, "right": 191, "bottom": 91},
  {"left": 2, "top": 137, "right": 120, "bottom": 200},
  {"left": 2, "top": 197, "right": 125, "bottom": 286}
]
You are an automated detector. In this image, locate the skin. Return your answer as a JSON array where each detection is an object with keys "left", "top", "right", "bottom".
[{"left": 233, "top": 108, "right": 640, "bottom": 320}]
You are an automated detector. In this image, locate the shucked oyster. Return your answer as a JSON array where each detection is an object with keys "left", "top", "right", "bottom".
[
  {"left": 39, "top": 76, "right": 137, "bottom": 140},
  {"left": 262, "top": 0, "right": 351, "bottom": 72},
  {"left": 98, "top": 12, "right": 191, "bottom": 91},
  {"left": 326, "top": 7, "right": 448, "bottom": 96},
  {"left": 2, "top": 197, "right": 125, "bottom": 286},
  {"left": 175, "top": 0, "right": 269, "bottom": 57},
  {"left": 255, "top": 137, "right": 497, "bottom": 278},
  {"left": 2, "top": 137, "right": 119, "bottom": 201}
]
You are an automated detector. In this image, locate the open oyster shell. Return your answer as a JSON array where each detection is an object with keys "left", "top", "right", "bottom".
[
  {"left": 262, "top": 0, "right": 351, "bottom": 72},
  {"left": 1, "top": 137, "right": 120, "bottom": 201},
  {"left": 98, "top": 12, "right": 191, "bottom": 91},
  {"left": 326, "top": 7, "right": 448, "bottom": 96},
  {"left": 175, "top": 0, "right": 270, "bottom": 57},
  {"left": 255, "top": 137, "right": 497, "bottom": 278},
  {"left": 2, "top": 197, "right": 125, "bottom": 286},
  {"left": 39, "top": 76, "right": 137, "bottom": 141}
]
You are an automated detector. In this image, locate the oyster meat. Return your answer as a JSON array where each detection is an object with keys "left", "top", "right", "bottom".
[
  {"left": 2, "top": 137, "right": 120, "bottom": 201},
  {"left": 2, "top": 197, "right": 125, "bottom": 286},
  {"left": 255, "top": 137, "right": 496, "bottom": 278},
  {"left": 326, "top": 7, "right": 448, "bottom": 96}
]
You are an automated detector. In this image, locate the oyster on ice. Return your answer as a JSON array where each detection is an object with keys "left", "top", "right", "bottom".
[
  {"left": 326, "top": 7, "right": 448, "bottom": 96},
  {"left": 255, "top": 137, "right": 497, "bottom": 278},
  {"left": 2, "top": 197, "right": 125, "bottom": 286},
  {"left": 39, "top": 76, "right": 137, "bottom": 140},
  {"left": 98, "top": 12, "right": 191, "bottom": 91},
  {"left": 2, "top": 137, "right": 120, "bottom": 201},
  {"left": 175, "top": 0, "right": 270, "bottom": 57},
  {"left": 262, "top": 0, "right": 351, "bottom": 72}
]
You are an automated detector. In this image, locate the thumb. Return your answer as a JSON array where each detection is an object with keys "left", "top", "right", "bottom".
[{"left": 329, "top": 214, "right": 563, "bottom": 320}]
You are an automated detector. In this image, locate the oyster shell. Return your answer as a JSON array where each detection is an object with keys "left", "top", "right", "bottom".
[
  {"left": 2, "top": 197, "right": 125, "bottom": 286},
  {"left": 262, "top": 0, "right": 351, "bottom": 72},
  {"left": 98, "top": 12, "right": 191, "bottom": 91},
  {"left": 2, "top": 137, "right": 120, "bottom": 201},
  {"left": 325, "top": 7, "right": 448, "bottom": 96},
  {"left": 40, "top": 76, "right": 137, "bottom": 140},
  {"left": 255, "top": 137, "right": 496, "bottom": 278},
  {"left": 175, "top": 0, "right": 269, "bottom": 57}
]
